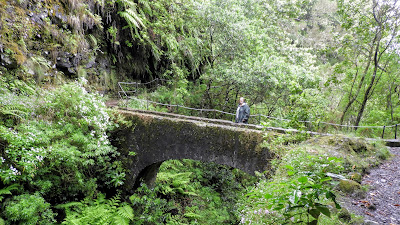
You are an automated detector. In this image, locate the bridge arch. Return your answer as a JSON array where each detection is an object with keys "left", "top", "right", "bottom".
[{"left": 110, "top": 109, "right": 274, "bottom": 194}]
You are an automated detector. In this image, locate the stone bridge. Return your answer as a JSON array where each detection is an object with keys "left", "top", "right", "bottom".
[
  {"left": 110, "top": 108, "right": 275, "bottom": 194},
  {"left": 109, "top": 108, "right": 400, "bottom": 194}
]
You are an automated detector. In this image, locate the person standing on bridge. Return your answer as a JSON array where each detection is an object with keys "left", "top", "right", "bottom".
[{"left": 235, "top": 97, "right": 250, "bottom": 124}]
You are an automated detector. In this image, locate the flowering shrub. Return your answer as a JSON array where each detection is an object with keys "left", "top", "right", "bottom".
[{"left": 0, "top": 79, "right": 124, "bottom": 208}]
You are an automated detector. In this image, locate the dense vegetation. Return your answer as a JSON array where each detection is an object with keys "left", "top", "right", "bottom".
[{"left": 0, "top": 0, "right": 399, "bottom": 224}]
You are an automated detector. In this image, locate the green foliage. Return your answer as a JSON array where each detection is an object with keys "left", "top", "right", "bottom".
[
  {"left": 242, "top": 149, "right": 342, "bottom": 224},
  {"left": 61, "top": 194, "right": 133, "bottom": 225},
  {"left": 251, "top": 169, "right": 340, "bottom": 224},
  {"left": 156, "top": 171, "right": 197, "bottom": 196},
  {"left": 129, "top": 184, "right": 170, "bottom": 224},
  {"left": 117, "top": 0, "right": 145, "bottom": 32},
  {"left": 0, "top": 77, "right": 36, "bottom": 126},
  {"left": 107, "top": 26, "right": 119, "bottom": 45},
  {"left": 25, "top": 56, "right": 51, "bottom": 84},
  {"left": 113, "top": 0, "right": 207, "bottom": 78},
  {"left": 239, "top": 135, "right": 388, "bottom": 224},
  {"left": 3, "top": 193, "right": 57, "bottom": 225},
  {"left": 0, "top": 184, "right": 19, "bottom": 202},
  {"left": 0, "top": 79, "right": 123, "bottom": 206},
  {"left": 153, "top": 160, "right": 255, "bottom": 224},
  {"left": 1, "top": 0, "right": 400, "bottom": 224},
  {"left": 331, "top": 0, "right": 400, "bottom": 128}
]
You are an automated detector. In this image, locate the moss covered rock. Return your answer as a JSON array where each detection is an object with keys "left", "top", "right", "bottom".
[
  {"left": 338, "top": 179, "right": 361, "bottom": 194},
  {"left": 348, "top": 172, "right": 363, "bottom": 183},
  {"left": 337, "top": 207, "right": 352, "bottom": 222}
]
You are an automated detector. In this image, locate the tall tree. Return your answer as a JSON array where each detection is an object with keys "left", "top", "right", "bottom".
[
  {"left": 196, "top": 0, "right": 323, "bottom": 117},
  {"left": 336, "top": 0, "right": 400, "bottom": 127}
]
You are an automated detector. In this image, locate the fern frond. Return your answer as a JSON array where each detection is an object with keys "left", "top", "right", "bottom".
[
  {"left": 0, "top": 183, "right": 19, "bottom": 195},
  {"left": 118, "top": 0, "right": 135, "bottom": 8},
  {"left": 94, "top": 193, "right": 106, "bottom": 205},
  {"left": 0, "top": 184, "right": 20, "bottom": 202},
  {"left": 88, "top": 34, "right": 98, "bottom": 49},
  {"left": 112, "top": 215, "right": 130, "bottom": 225},
  {"left": 95, "top": 207, "right": 112, "bottom": 224},
  {"left": 0, "top": 103, "right": 30, "bottom": 119},
  {"left": 117, "top": 204, "right": 134, "bottom": 220},
  {"left": 184, "top": 212, "right": 202, "bottom": 219},
  {"left": 138, "top": 0, "right": 152, "bottom": 16},
  {"left": 118, "top": 9, "right": 144, "bottom": 29},
  {"left": 63, "top": 217, "right": 81, "bottom": 225},
  {"left": 56, "top": 201, "right": 84, "bottom": 217},
  {"left": 108, "top": 194, "right": 121, "bottom": 208},
  {"left": 56, "top": 201, "right": 84, "bottom": 208},
  {"left": 170, "top": 159, "right": 184, "bottom": 167}
]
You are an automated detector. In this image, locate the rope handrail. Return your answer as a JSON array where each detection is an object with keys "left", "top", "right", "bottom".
[
  {"left": 118, "top": 78, "right": 171, "bottom": 86},
  {"left": 127, "top": 96, "right": 400, "bottom": 129},
  {"left": 117, "top": 79, "right": 400, "bottom": 139}
]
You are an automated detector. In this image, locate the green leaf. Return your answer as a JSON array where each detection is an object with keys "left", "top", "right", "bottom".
[
  {"left": 298, "top": 176, "right": 308, "bottom": 183},
  {"left": 308, "top": 220, "right": 318, "bottom": 225},
  {"left": 320, "top": 177, "right": 332, "bottom": 182},
  {"left": 287, "top": 170, "right": 295, "bottom": 176},
  {"left": 273, "top": 204, "right": 285, "bottom": 210},
  {"left": 326, "top": 191, "right": 342, "bottom": 209},
  {"left": 264, "top": 193, "right": 273, "bottom": 199},
  {"left": 309, "top": 208, "right": 320, "bottom": 219},
  {"left": 289, "top": 190, "right": 301, "bottom": 204},
  {"left": 285, "top": 165, "right": 294, "bottom": 170},
  {"left": 325, "top": 191, "right": 335, "bottom": 199},
  {"left": 316, "top": 204, "right": 331, "bottom": 218}
]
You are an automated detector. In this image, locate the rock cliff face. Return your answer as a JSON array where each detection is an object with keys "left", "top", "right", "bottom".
[{"left": 0, "top": 0, "right": 149, "bottom": 89}]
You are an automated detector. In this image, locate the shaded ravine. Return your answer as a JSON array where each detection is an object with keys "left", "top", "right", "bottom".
[{"left": 342, "top": 147, "right": 400, "bottom": 224}]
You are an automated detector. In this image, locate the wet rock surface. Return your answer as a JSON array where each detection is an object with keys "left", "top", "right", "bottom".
[{"left": 341, "top": 147, "right": 400, "bottom": 224}]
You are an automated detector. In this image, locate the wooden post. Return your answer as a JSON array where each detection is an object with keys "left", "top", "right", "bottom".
[
  {"left": 395, "top": 124, "right": 398, "bottom": 139},
  {"left": 382, "top": 126, "right": 386, "bottom": 139}
]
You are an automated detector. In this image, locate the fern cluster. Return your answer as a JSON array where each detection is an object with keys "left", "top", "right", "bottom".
[
  {"left": 61, "top": 194, "right": 134, "bottom": 225},
  {"left": 0, "top": 79, "right": 36, "bottom": 126}
]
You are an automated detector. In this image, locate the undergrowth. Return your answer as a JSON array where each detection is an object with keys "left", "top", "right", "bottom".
[
  {"left": 238, "top": 133, "right": 389, "bottom": 224},
  {"left": 0, "top": 78, "right": 124, "bottom": 223}
]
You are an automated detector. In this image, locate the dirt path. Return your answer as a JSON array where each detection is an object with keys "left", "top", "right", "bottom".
[{"left": 342, "top": 147, "right": 400, "bottom": 224}]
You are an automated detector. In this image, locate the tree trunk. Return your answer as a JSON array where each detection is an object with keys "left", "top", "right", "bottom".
[
  {"left": 340, "top": 50, "right": 373, "bottom": 125},
  {"left": 354, "top": 30, "right": 381, "bottom": 129}
]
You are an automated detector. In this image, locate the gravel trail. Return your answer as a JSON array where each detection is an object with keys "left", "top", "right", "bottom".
[{"left": 343, "top": 147, "right": 400, "bottom": 224}]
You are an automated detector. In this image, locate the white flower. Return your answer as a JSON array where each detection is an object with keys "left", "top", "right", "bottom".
[
  {"left": 36, "top": 155, "right": 44, "bottom": 162},
  {"left": 9, "top": 165, "right": 20, "bottom": 175}
]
